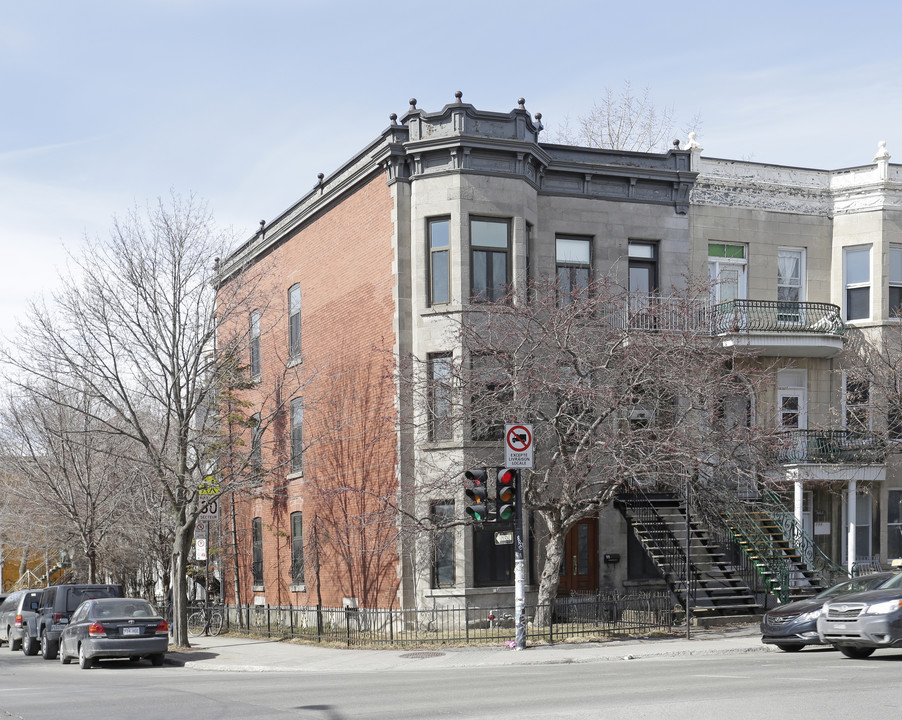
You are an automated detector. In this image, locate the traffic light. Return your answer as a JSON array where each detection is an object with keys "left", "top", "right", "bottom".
[
  {"left": 496, "top": 467, "right": 518, "bottom": 521},
  {"left": 464, "top": 467, "right": 492, "bottom": 522}
]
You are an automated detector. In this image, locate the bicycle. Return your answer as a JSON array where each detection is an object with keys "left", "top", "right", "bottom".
[{"left": 187, "top": 606, "right": 224, "bottom": 637}]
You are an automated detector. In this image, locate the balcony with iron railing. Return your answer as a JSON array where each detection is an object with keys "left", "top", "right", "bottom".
[
  {"left": 775, "top": 429, "right": 888, "bottom": 483},
  {"left": 711, "top": 299, "right": 845, "bottom": 358}
]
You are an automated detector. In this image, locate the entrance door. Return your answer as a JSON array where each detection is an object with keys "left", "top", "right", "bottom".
[{"left": 557, "top": 518, "right": 599, "bottom": 595}]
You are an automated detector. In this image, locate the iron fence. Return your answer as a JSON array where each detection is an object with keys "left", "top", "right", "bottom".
[{"left": 219, "top": 592, "right": 674, "bottom": 647}]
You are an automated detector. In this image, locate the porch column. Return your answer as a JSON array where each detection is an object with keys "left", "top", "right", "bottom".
[
  {"left": 847, "top": 480, "right": 858, "bottom": 573},
  {"left": 794, "top": 481, "right": 804, "bottom": 527}
]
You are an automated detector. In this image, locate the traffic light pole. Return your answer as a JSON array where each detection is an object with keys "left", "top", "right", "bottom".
[{"left": 513, "top": 469, "right": 526, "bottom": 651}]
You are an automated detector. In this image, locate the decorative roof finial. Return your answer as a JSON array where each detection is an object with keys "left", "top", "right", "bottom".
[
  {"left": 455, "top": 90, "right": 463, "bottom": 103},
  {"left": 518, "top": 98, "right": 526, "bottom": 109},
  {"left": 390, "top": 113, "right": 398, "bottom": 125},
  {"left": 673, "top": 139, "right": 681, "bottom": 148},
  {"left": 317, "top": 173, "right": 324, "bottom": 186},
  {"left": 534, "top": 112, "right": 543, "bottom": 132},
  {"left": 875, "top": 140, "right": 891, "bottom": 162},
  {"left": 409, "top": 98, "right": 417, "bottom": 111}
]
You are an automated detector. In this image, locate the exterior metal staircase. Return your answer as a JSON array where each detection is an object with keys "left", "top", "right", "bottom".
[{"left": 615, "top": 492, "right": 762, "bottom": 617}]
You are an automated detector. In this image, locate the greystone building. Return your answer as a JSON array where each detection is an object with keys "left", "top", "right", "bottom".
[{"left": 229, "top": 93, "right": 902, "bottom": 618}]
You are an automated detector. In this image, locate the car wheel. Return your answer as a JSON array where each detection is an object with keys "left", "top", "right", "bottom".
[
  {"left": 151, "top": 653, "right": 165, "bottom": 667},
  {"left": 22, "top": 635, "right": 37, "bottom": 656},
  {"left": 839, "top": 645, "right": 876, "bottom": 659},
  {"left": 40, "top": 632, "right": 57, "bottom": 660},
  {"left": 776, "top": 643, "right": 804, "bottom": 653},
  {"left": 78, "top": 644, "right": 93, "bottom": 670}
]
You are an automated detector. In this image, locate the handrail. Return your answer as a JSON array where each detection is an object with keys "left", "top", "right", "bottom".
[
  {"left": 760, "top": 487, "right": 850, "bottom": 586},
  {"left": 711, "top": 299, "right": 845, "bottom": 336},
  {"left": 776, "top": 429, "right": 887, "bottom": 464},
  {"left": 681, "top": 482, "right": 791, "bottom": 603},
  {"left": 616, "top": 491, "right": 690, "bottom": 604}
]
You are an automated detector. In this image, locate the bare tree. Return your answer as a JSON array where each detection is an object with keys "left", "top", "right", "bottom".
[
  {"left": 0, "top": 193, "right": 274, "bottom": 646},
  {"left": 548, "top": 81, "right": 699, "bottom": 152},
  {"left": 306, "top": 357, "right": 401, "bottom": 608},
  {"left": 0, "top": 384, "right": 137, "bottom": 583},
  {"left": 403, "top": 276, "right": 777, "bottom": 625}
]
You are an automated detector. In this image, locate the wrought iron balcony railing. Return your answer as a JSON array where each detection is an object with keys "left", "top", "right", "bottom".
[
  {"left": 777, "top": 429, "right": 887, "bottom": 464},
  {"left": 712, "top": 300, "right": 845, "bottom": 336}
]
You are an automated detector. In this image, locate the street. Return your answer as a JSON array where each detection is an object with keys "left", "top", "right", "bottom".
[{"left": 1, "top": 646, "right": 901, "bottom": 719}]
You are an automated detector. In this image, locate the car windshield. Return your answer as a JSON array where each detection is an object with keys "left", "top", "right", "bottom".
[
  {"left": 875, "top": 572, "right": 902, "bottom": 590},
  {"left": 818, "top": 574, "right": 892, "bottom": 598},
  {"left": 90, "top": 600, "right": 157, "bottom": 619}
]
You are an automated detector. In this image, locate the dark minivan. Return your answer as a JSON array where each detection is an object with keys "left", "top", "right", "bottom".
[{"left": 30, "top": 584, "right": 123, "bottom": 660}]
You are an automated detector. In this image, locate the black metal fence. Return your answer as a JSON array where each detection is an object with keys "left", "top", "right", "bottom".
[{"left": 214, "top": 592, "right": 674, "bottom": 647}]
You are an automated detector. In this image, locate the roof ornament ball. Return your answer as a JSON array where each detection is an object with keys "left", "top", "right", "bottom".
[
  {"left": 534, "top": 113, "right": 543, "bottom": 132},
  {"left": 317, "top": 173, "right": 324, "bottom": 186},
  {"left": 518, "top": 98, "right": 526, "bottom": 110},
  {"left": 409, "top": 98, "right": 417, "bottom": 111},
  {"left": 390, "top": 113, "right": 398, "bottom": 126},
  {"left": 455, "top": 91, "right": 463, "bottom": 103}
]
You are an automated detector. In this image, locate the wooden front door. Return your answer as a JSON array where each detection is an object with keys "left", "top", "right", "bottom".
[{"left": 557, "top": 518, "right": 599, "bottom": 595}]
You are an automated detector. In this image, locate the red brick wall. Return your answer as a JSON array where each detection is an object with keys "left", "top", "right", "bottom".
[{"left": 219, "top": 174, "right": 400, "bottom": 610}]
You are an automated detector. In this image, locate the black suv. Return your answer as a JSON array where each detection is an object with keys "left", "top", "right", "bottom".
[{"left": 33, "top": 584, "right": 123, "bottom": 660}]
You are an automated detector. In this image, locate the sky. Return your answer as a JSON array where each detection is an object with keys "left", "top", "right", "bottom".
[{"left": 2, "top": 0, "right": 902, "bottom": 338}]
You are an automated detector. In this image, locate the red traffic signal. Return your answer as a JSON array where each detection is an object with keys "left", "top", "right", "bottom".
[
  {"left": 464, "top": 467, "right": 492, "bottom": 522},
  {"left": 496, "top": 467, "right": 518, "bottom": 521}
]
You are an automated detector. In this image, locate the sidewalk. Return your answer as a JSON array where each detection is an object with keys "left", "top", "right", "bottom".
[{"left": 165, "top": 624, "right": 776, "bottom": 673}]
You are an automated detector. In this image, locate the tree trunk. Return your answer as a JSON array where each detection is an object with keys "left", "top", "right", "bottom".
[
  {"left": 171, "top": 522, "right": 194, "bottom": 647},
  {"left": 533, "top": 520, "right": 566, "bottom": 627}
]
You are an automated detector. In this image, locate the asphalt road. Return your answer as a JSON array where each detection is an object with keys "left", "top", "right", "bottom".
[{"left": 2, "top": 646, "right": 901, "bottom": 719}]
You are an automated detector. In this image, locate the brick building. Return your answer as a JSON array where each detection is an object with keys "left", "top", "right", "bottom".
[{"left": 218, "top": 93, "right": 902, "bottom": 616}]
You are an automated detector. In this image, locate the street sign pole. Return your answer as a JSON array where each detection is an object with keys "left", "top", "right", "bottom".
[
  {"left": 504, "top": 424, "right": 533, "bottom": 652},
  {"left": 513, "top": 468, "right": 526, "bottom": 651}
]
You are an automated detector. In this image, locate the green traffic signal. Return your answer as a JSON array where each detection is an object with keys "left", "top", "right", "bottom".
[{"left": 465, "top": 467, "right": 492, "bottom": 522}]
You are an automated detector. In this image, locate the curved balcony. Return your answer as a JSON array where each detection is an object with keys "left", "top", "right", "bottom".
[
  {"left": 712, "top": 300, "right": 845, "bottom": 358},
  {"left": 776, "top": 429, "right": 887, "bottom": 483}
]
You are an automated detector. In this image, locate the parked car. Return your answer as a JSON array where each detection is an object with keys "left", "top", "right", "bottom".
[
  {"left": 760, "top": 572, "right": 897, "bottom": 652},
  {"left": 0, "top": 588, "right": 42, "bottom": 651},
  {"left": 817, "top": 571, "right": 902, "bottom": 658},
  {"left": 30, "top": 584, "right": 123, "bottom": 660},
  {"left": 59, "top": 598, "right": 168, "bottom": 669}
]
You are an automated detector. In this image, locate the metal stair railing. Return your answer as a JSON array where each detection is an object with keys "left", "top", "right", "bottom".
[
  {"left": 615, "top": 491, "right": 691, "bottom": 606},
  {"left": 681, "top": 482, "right": 791, "bottom": 604},
  {"left": 760, "top": 487, "right": 850, "bottom": 588}
]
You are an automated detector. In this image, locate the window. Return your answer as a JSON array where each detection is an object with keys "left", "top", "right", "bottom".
[
  {"left": 290, "top": 512, "right": 304, "bottom": 584},
  {"left": 708, "top": 243, "right": 747, "bottom": 304},
  {"left": 429, "top": 218, "right": 450, "bottom": 306},
  {"left": 888, "top": 490, "right": 902, "bottom": 559},
  {"left": 889, "top": 397, "right": 902, "bottom": 441},
  {"left": 556, "top": 236, "right": 591, "bottom": 304},
  {"left": 844, "top": 246, "right": 871, "bottom": 321},
  {"left": 844, "top": 376, "right": 871, "bottom": 434},
  {"left": 288, "top": 284, "right": 301, "bottom": 360},
  {"left": 252, "top": 517, "right": 263, "bottom": 587},
  {"left": 290, "top": 398, "right": 303, "bottom": 473},
  {"left": 628, "top": 241, "right": 658, "bottom": 295},
  {"left": 470, "top": 353, "right": 508, "bottom": 441},
  {"left": 428, "top": 353, "right": 453, "bottom": 441},
  {"left": 431, "top": 500, "right": 455, "bottom": 588},
  {"left": 249, "top": 310, "right": 261, "bottom": 379},
  {"left": 778, "top": 248, "right": 805, "bottom": 322},
  {"left": 890, "top": 245, "right": 902, "bottom": 317},
  {"left": 250, "top": 412, "right": 262, "bottom": 474},
  {"left": 470, "top": 218, "right": 509, "bottom": 302}
]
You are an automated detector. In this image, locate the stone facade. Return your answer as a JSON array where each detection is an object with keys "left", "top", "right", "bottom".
[{"left": 219, "top": 94, "right": 902, "bottom": 612}]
